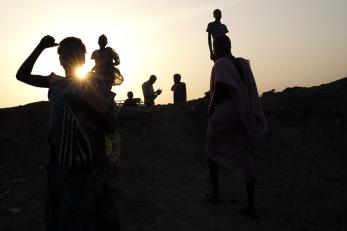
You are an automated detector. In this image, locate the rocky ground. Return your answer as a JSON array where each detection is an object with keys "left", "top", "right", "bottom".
[{"left": 1, "top": 77, "right": 347, "bottom": 230}]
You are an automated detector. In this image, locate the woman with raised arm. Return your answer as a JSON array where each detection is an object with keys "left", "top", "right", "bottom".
[
  {"left": 16, "top": 35, "right": 120, "bottom": 231},
  {"left": 201, "top": 35, "right": 267, "bottom": 219}
]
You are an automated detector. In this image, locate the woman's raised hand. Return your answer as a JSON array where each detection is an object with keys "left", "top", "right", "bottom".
[{"left": 38, "top": 35, "right": 58, "bottom": 49}]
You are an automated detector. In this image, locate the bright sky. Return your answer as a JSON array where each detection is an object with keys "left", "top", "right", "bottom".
[{"left": 1, "top": 0, "right": 346, "bottom": 108}]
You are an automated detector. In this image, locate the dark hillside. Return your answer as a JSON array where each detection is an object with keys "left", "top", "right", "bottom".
[{"left": 1, "top": 78, "right": 347, "bottom": 230}]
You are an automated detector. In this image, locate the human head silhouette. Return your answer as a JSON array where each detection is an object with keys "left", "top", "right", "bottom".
[
  {"left": 213, "top": 35, "right": 232, "bottom": 59},
  {"left": 149, "top": 75, "right": 157, "bottom": 84},
  {"left": 98, "top": 34, "right": 108, "bottom": 49},
  {"left": 127, "top": 91, "right": 133, "bottom": 99},
  {"left": 213, "top": 9, "right": 222, "bottom": 21},
  {"left": 57, "top": 37, "right": 86, "bottom": 77},
  {"left": 173, "top": 73, "right": 181, "bottom": 83}
]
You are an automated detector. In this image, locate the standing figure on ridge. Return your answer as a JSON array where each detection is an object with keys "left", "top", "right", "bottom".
[
  {"left": 123, "top": 91, "right": 141, "bottom": 107},
  {"left": 16, "top": 35, "right": 121, "bottom": 230},
  {"left": 142, "top": 75, "right": 162, "bottom": 106},
  {"left": 171, "top": 73, "right": 187, "bottom": 104},
  {"left": 91, "top": 34, "right": 123, "bottom": 90},
  {"left": 207, "top": 9, "right": 229, "bottom": 61},
  {"left": 202, "top": 35, "right": 267, "bottom": 219}
]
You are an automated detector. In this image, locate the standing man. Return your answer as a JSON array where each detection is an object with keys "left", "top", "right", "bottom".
[
  {"left": 91, "top": 34, "right": 123, "bottom": 90},
  {"left": 16, "top": 35, "right": 121, "bottom": 230},
  {"left": 171, "top": 73, "right": 187, "bottom": 104},
  {"left": 207, "top": 9, "right": 229, "bottom": 61},
  {"left": 142, "top": 75, "right": 162, "bottom": 106}
]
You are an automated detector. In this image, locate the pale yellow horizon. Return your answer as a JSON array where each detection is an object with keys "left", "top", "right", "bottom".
[{"left": 1, "top": 0, "right": 346, "bottom": 108}]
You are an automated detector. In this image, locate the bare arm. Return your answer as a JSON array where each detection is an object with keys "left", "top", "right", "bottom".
[
  {"left": 111, "top": 48, "right": 120, "bottom": 65},
  {"left": 208, "top": 83, "right": 230, "bottom": 116},
  {"left": 171, "top": 84, "right": 176, "bottom": 91},
  {"left": 142, "top": 84, "right": 153, "bottom": 100},
  {"left": 16, "top": 35, "right": 58, "bottom": 88},
  {"left": 182, "top": 83, "right": 187, "bottom": 101},
  {"left": 208, "top": 32, "right": 213, "bottom": 55}
]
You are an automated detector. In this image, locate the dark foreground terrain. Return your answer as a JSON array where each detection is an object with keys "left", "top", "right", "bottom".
[{"left": 1, "top": 78, "right": 347, "bottom": 230}]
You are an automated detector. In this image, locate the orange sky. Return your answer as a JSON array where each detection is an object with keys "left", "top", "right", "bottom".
[{"left": 1, "top": 0, "right": 346, "bottom": 108}]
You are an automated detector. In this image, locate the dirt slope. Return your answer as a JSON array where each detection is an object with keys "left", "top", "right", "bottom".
[{"left": 1, "top": 78, "right": 347, "bottom": 231}]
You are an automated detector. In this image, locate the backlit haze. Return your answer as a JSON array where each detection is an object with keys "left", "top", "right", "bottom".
[{"left": 1, "top": 0, "right": 346, "bottom": 107}]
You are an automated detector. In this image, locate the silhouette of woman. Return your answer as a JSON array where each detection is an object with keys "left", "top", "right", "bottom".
[
  {"left": 91, "top": 34, "right": 123, "bottom": 90},
  {"left": 16, "top": 35, "right": 121, "bottom": 230},
  {"left": 202, "top": 35, "right": 267, "bottom": 218}
]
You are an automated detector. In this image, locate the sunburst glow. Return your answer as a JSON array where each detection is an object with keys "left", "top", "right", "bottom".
[{"left": 75, "top": 66, "right": 89, "bottom": 79}]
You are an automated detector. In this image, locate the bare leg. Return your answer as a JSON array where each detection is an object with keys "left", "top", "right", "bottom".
[
  {"left": 201, "top": 158, "right": 221, "bottom": 203},
  {"left": 246, "top": 177, "right": 255, "bottom": 209},
  {"left": 242, "top": 161, "right": 258, "bottom": 218},
  {"left": 208, "top": 158, "right": 220, "bottom": 198}
]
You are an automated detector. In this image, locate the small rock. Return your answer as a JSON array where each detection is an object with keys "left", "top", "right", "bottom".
[
  {"left": 262, "top": 89, "right": 276, "bottom": 97},
  {"left": 335, "top": 118, "right": 341, "bottom": 126},
  {"left": 8, "top": 208, "right": 21, "bottom": 214},
  {"left": 229, "top": 199, "right": 239, "bottom": 205}
]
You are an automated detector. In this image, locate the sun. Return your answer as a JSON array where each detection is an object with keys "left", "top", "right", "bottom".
[{"left": 75, "top": 65, "right": 90, "bottom": 79}]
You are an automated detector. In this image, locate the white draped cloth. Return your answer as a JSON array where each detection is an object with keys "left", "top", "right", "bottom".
[{"left": 207, "top": 57, "right": 267, "bottom": 178}]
